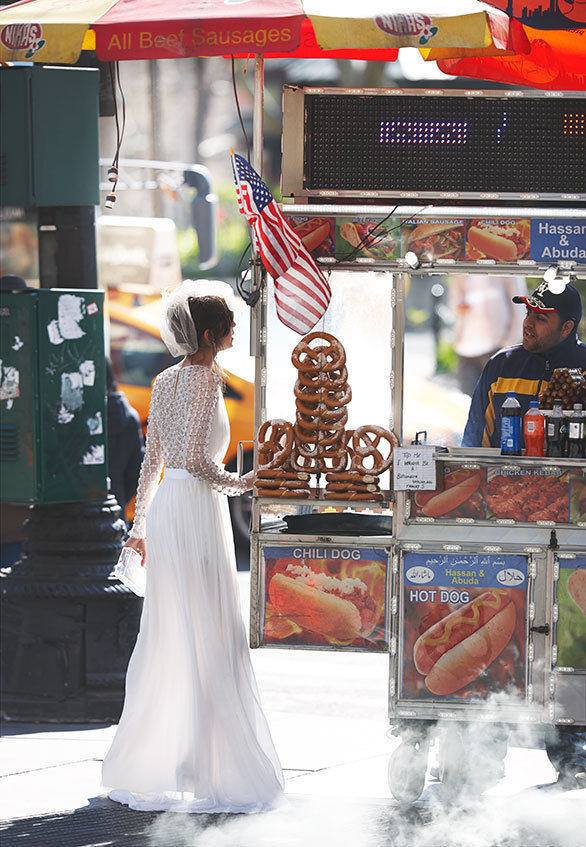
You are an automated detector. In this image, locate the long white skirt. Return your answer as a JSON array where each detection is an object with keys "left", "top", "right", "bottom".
[{"left": 102, "top": 470, "right": 284, "bottom": 814}]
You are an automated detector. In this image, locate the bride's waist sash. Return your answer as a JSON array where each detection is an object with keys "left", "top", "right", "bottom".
[
  {"left": 163, "top": 467, "right": 225, "bottom": 481},
  {"left": 164, "top": 468, "right": 192, "bottom": 480}
]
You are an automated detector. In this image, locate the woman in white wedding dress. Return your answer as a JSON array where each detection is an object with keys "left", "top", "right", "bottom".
[{"left": 102, "top": 281, "right": 284, "bottom": 814}]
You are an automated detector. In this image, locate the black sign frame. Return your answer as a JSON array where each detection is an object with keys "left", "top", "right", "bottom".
[{"left": 281, "top": 88, "right": 586, "bottom": 203}]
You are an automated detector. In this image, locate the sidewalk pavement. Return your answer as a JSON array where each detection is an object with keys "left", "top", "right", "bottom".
[{"left": 1, "top": 575, "right": 583, "bottom": 847}]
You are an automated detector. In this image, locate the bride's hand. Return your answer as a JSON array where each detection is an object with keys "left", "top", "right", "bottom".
[
  {"left": 243, "top": 470, "right": 255, "bottom": 491},
  {"left": 124, "top": 536, "right": 146, "bottom": 566}
]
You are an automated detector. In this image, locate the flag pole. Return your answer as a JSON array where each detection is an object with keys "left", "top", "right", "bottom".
[
  {"left": 251, "top": 53, "right": 266, "bottom": 439},
  {"left": 250, "top": 54, "right": 266, "bottom": 601}
]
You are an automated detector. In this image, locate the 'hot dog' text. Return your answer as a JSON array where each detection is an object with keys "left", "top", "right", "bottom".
[{"left": 409, "top": 589, "right": 470, "bottom": 604}]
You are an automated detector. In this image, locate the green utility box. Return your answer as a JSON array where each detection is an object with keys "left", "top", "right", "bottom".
[
  {"left": 0, "top": 66, "right": 99, "bottom": 207},
  {"left": 0, "top": 289, "right": 107, "bottom": 503}
]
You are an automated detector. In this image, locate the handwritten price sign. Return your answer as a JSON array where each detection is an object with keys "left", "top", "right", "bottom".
[{"left": 393, "top": 446, "right": 436, "bottom": 491}]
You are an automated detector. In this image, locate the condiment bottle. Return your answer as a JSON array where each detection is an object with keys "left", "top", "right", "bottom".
[
  {"left": 568, "top": 403, "right": 585, "bottom": 459},
  {"left": 523, "top": 400, "right": 545, "bottom": 457},
  {"left": 546, "top": 399, "right": 568, "bottom": 458},
  {"left": 501, "top": 391, "right": 522, "bottom": 456}
]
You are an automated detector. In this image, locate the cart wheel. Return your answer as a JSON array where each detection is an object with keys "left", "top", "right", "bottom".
[{"left": 388, "top": 741, "right": 428, "bottom": 804}]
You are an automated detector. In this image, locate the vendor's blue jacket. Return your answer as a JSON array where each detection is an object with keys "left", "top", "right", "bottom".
[{"left": 462, "top": 332, "right": 586, "bottom": 448}]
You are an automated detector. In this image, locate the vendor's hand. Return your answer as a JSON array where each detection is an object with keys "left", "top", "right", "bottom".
[
  {"left": 124, "top": 536, "right": 146, "bottom": 566},
  {"left": 243, "top": 470, "right": 255, "bottom": 491}
]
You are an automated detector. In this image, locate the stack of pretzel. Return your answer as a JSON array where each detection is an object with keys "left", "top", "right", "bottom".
[
  {"left": 254, "top": 332, "right": 397, "bottom": 500},
  {"left": 254, "top": 419, "right": 310, "bottom": 498},
  {"left": 323, "top": 426, "right": 396, "bottom": 501},
  {"left": 291, "top": 332, "right": 351, "bottom": 475}
]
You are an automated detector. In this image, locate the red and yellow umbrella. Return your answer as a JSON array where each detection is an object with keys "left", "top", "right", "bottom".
[
  {"left": 0, "top": 1, "right": 583, "bottom": 89},
  {"left": 0, "top": 0, "right": 527, "bottom": 64}
]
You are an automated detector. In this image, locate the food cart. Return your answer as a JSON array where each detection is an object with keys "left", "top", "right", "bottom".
[{"left": 248, "top": 86, "right": 586, "bottom": 801}]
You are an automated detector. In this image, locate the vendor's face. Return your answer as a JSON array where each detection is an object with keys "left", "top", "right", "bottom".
[{"left": 522, "top": 308, "right": 573, "bottom": 354}]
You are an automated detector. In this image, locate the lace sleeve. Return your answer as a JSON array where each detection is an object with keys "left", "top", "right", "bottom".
[
  {"left": 129, "top": 380, "right": 164, "bottom": 539},
  {"left": 186, "top": 368, "right": 247, "bottom": 496}
]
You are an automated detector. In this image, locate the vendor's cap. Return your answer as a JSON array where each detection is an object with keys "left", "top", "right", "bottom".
[{"left": 513, "top": 280, "right": 582, "bottom": 326}]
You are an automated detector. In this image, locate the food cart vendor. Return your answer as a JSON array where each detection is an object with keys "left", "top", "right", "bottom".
[
  {"left": 461, "top": 279, "right": 585, "bottom": 788},
  {"left": 462, "top": 281, "right": 585, "bottom": 448}
]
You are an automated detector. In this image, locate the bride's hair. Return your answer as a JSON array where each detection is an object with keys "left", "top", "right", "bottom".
[
  {"left": 187, "top": 295, "right": 233, "bottom": 360},
  {"left": 160, "top": 282, "right": 235, "bottom": 381}
]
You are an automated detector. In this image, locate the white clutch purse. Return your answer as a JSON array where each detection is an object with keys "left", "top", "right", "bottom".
[{"left": 110, "top": 546, "right": 147, "bottom": 597}]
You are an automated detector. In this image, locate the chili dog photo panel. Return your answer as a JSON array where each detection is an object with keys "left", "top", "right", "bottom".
[
  {"left": 261, "top": 545, "right": 390, "bottom": 650},
  {"left": 401, "top": 552, "right": 528, "bottom": 702}
]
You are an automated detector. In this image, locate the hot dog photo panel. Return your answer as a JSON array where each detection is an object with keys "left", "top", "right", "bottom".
[
  {"left": 288, "top": 215, "right": 335, "bottom": 260},
  {"left": 401, "top": 552, "right": 528, "bottom": 702},
  {"left": 261, "top": 545, "right": 389, "bottom": 650},
  {"left": 554, "top": 556, "right": 586, "bottom": 671}
]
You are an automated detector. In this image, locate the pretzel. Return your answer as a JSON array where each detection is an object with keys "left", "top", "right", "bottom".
[
  {"left": 317, "top": 429, "right": 347, "bottom": 447},
  {"left": 318, "top": 406, "right": 348, "bottom": 426},
  {"left": 257, "top": 419, "right": 294, "bottom": 469},
  {"left": 297, "top": 366, "right": 348, "bottom": 390},
  {"left": 317, "top": 441, "right": 348, "bottom": 459},
  {"left": 293, "top": 430, "right": 317, "bottom": 447},
  {"left": 291, "top": 332, "right": 346, "bottom": 373},
  {"left": 290, "top": 447, "right": 318, "bottom": 473},
  {"left": 256, "top": 469, "right": 309, "bottom": 481},
  {"left": 295, "top": 440, "right": 319, "bottom": 458},
  {"left": 321, "top": 385, "right": 352, "bottom": 408},
  {"left": 325, "top": 472, "right": 377, "bottom": 484},
  {"left": 294, "top": 413, "right": 319, "bottom": 434},
  {"left": 325, "top": 482, "right": 378, "bottom": 492},
  {"left": 255, "top": 478, "right": 310, "bottom": 489},
  {"left": 349, "top": 425, "right": 397, "bottom": 474},
  {"left": 317, "top": 452, "right": 349, "bottom": 473},
  {"left": 255, "top": 487, "right": 310, "bottom": 498},
  {"left": 316, "top": 430, "right": 353, "bottom": 473},
  {"left": 295, "top": 405, "right": 348, "bottom": 427},
  {"left": 295, "top": 397, "right": 320, "bottom": 417},
  {"left": 294, "top": 413, "right": 346, "bottom": 437},
  {"left": 294, "top": 383, "right": 351, "bottom": 410},
  {"left": 293, "top": 380, "right": 325, "bottom": 403}
]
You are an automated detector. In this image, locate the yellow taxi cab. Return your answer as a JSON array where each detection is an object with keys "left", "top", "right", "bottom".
[{"left": 106, "top": 292, "right": 255, "bottom": 547}]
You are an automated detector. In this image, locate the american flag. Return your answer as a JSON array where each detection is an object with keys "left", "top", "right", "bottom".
[{"left": 231, "top": 151, "right": 331, "bottom": 335}]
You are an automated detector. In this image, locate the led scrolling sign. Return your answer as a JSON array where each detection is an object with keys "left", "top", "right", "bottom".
[{"left": 281, "top": 89, "right": 586, "bottom": 201}]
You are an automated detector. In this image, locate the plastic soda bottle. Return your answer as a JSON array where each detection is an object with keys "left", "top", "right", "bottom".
[
  {"left": 546, "top": 399, "right": 568, "bottom": 458},
  {"left": 523, "top": 400, "right": 545, "bottom": 457},
  {"left": 501, "top": 391, "right": 522, "bottom": 456},
  {"left": 568, "top": 403, "right": 585, "bottom": 459}
]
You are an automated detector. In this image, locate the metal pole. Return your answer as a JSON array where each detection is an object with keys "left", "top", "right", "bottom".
[
  {"left": 251, "top": 55, "right": 266, "bottom": 489},
  {"left": 249, "top": 55, "right": 266, "bottom": 641},
  {"left": 391, "top": 271, "right": 406, "bottom": 536}
]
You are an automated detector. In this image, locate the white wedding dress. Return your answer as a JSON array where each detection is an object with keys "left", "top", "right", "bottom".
[{"left": 102, "top": 364, "right": 284, "bottom": 814}]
